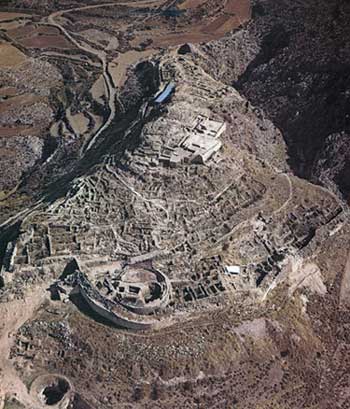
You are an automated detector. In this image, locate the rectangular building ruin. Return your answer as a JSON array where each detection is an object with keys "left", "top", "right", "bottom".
[{"left": 159, "top": 114, "right": 226, "bottom": 166}]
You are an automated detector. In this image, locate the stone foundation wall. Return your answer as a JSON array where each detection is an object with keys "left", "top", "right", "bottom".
[{"left": 79, "top": 285, "right": 155, "bottom": 330}]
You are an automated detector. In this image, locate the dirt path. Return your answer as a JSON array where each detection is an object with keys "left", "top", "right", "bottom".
[
  {"left": 339, "top": 251, "right": 350, "bottom": 309},
  {"left": 46, "top": 10, "right": 118, "bottom": 154},
  {"left": 0, "top": 284, "right": 48, "bottom": 408},
  {"left": 272, "top": 172, "right": 293, "bottom": 216},
  {"left": 48, "top": 0, "right": 163, "bottom": 17},
  {"left": 46, "top": 0, "right": 167, "bottom": 155},
  {"left": 105, "top": 164, "right": 169, "bottom": 218}
]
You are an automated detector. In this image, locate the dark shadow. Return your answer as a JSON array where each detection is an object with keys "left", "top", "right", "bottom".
[
  {"left": 59, "top": 259, "right": 80, "bottom": 280},
  {"left": 69, "top": 292, "right": 128, "bottom": 330},
  {"left": 42, "top": 379, "right": 70, "bottom": 406},
  {"left": 234, "top": 4, "right": 350, "bottom": 197}
]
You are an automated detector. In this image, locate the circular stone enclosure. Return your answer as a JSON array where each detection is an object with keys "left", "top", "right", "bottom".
[
  {"left": 93, "top": 265, "right": 171, "bottom": 315},
  {"left": 31, "top": 374, "right": 72, "bottom": 407}
]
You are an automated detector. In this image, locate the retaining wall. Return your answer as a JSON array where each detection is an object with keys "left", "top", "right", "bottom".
[{"left": 77, "top": 272, "right": 159, "bottom": 330}]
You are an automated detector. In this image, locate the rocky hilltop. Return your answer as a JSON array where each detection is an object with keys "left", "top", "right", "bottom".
[{"left": 0, "top": 1, "right": 350, "bottom": 409}]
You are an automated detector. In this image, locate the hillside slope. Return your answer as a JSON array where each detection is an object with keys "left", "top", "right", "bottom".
[{"left": 202, "top": 0, "right": 350, "bottom": 199}]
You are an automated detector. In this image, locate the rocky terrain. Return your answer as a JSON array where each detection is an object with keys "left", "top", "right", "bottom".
[
  {"left": 0, "top": 0, "right": 350, "bottom": 409},
  {"left": 202, "top": 0, "right": 350, "bottom": 199}
]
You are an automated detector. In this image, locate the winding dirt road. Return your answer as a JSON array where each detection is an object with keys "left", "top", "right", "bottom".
[
  {"left": 46, "top": 0, "right": 169, "bottom": 154},
  {"left": 47, "top": 7, "right": 118, "bottom": 154}
]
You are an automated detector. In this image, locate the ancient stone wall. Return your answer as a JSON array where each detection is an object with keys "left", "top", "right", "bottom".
[{"left": 77, "top": 272, "right": 161, "bottom": 330}]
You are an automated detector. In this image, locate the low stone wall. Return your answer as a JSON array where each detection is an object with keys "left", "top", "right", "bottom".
[
  {"left": 30, "top": 374, "right": 73, "bottom": 407},
  {"left": 119, "top": 268, "right": 172, "bottom": 315},
  {"left": 79, "top": 286, "right": 155, "bottom": 330},
  {"left": 77, "top": 272, "right": 159, "bottom": 330}
]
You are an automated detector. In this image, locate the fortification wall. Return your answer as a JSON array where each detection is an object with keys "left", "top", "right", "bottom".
[
  {"left": 79, "top": 285, "right": 156, "bottom": 330},
  {"left": 120, "top": 268, "right": 172, "bottom": 315}
]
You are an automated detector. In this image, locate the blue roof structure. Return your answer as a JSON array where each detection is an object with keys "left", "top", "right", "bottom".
[{"left": 154, "top": 82, "right": 175, "bottom": 104}]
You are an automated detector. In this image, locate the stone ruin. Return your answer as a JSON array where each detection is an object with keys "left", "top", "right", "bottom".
[
  {"left": 72, "top": 262, "right": 173, "bottom": 330},
  {"left": 158, "top": 114, "right": 226, "bottom": 167},
  {"left": 0, "top": 53, "right": 345, "bottom": 334},
  {"left": 30, "top": 374, "right": 72, "bottom": 407}
]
